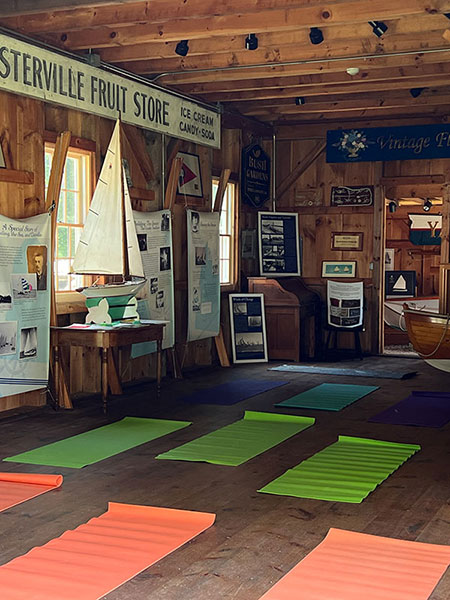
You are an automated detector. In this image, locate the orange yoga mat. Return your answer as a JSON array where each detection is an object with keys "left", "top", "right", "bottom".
[
  {"left": 0, "top": 472, "right": 63, "bottom": 512},
  {"left": 0, "top": 502, "right": 215, "bottom": 600},
  {"left": 259, "top": 528, "right": 450, "bottom": 600}
]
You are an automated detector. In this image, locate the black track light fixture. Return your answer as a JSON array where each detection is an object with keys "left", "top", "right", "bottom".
[
  {"left": 295, "top": 97, "right": 306, "bottom": 106},
  {"left": 388, "top": 201, "right": 397, "bottom": 213},
  {"left": 309, "top": 27, "right": 324, "bottom": 45},
  {"left": 245, "top": 33, "right": 258, "bottom": 50},
  {"left": 409, "top": 87, "right": 425, "bottom": 98},
  {"left": 423, "top": 199, "right": 433, "bottom": 212},
  {"left": 368, "top": 20, "right": 388, "bottom": 37},
  {"left": 175, "top": 40, "right": 189, "bottom": 57}
]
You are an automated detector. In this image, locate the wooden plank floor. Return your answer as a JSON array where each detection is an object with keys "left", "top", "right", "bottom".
[{"left": 0, "top": 357, "right": 449, "bottom": 599}]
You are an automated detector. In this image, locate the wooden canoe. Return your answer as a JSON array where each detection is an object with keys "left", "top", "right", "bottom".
[{"left": 403, "top": 307, "right": 450, "bottom": 372}]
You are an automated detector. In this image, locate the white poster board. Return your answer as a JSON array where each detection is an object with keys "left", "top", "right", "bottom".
[
  {"left": 132, "top": 210, "right": 175, "bottom": 356},
  {"left": 229, "top": 294, "right": 268, "bottom": 363},
  {"left": 258, "top": 211, "right": 301, "bottom": 277},
  {"left": 187, "top": 209, "right": 220, "bottom": 341},
  {"left": 327, "top": 280, "right": 363, "bottom": 328},
  {"left": 0, "top": 212, "right": 51, "bottom": 397}
]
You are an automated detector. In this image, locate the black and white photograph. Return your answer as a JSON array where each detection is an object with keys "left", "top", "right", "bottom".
[
  {"left": 233, "top": 302, "right": 247, "bottom": 315},
  {"left": 160, "top": 247, "right": 171, "bottom": 271},
  {"left": 161, "top": 213, "right": 170, "bottom": 231},
  {"left": 150, "top": 277, "right": 158, "bottom": 294},
  {"left": 248, "top": 316, "right": 262, "bottom": 327},
  {"left": 195, "top": 246, "right": 207, "bottom": 266},
  {"left": 19, "top": 326, "right": 37, "bottom": 359},
  {"left": 137, "top": 234, "right": 147, "bottom": 252},
  {"left": 235, "top": 332, "right": 264, "bottom": 354},
  {"left": 0, "top": 321, "right": 17, "bottom": 356},
  {"left": 262, "top": 233, "right": 284, "bottom": 246},
  {"left": 192, "top": 287, "right": 201, "bottom": 312},
  {"left": 191, "top": 211, "right": 200, "bottom": 234},
  {"left": 26, "top": 246, "right": 47, "bottom": 291},
  {"left": 263, "top": 245, "right": 285, "bottom": 258},
  {"left": 262, "top": 258, "right": 285, "bottom": 272},
  {"left": 212, "top": 263, "right": 219, "bottom": 276},
  {"left": 11, "top": 273, "right": 37, "bottom": 300},
  {"left": 0, "top": 282, "right": 12, "bottom": 309},
  {"left": 156, "top": 290, "right": 165, "bottom": 309},
  {"left": 261, "top": 220, "right": 284, "bottom": 235}
]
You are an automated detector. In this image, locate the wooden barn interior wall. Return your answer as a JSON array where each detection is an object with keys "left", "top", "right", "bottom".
[{"left": 274, "top": 121, "right": 450, "bottom": 354}]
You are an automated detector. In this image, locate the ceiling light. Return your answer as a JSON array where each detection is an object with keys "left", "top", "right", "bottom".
[
  {"left": 423, "top": 199, "right": 432, "bottom": 212},
  {"left": 409, "top": 87, "right": 425, "bottom": 98},
  {"left": 175, "top": 40, "right": 189, "bottom": 57},
  {"left": 346, "top": 67, "right": 360, "bottom": 76},
  {"left": 309, "top": 27, "right": 324, "bottom": 45},
  {"left": 388, "top": 201, "right": 397, "bottom": 213},
  {"left": 295, "top": 97, "right": 306, "bottom": 105},
  {"left": 245, "top": 33, "right": 258, "bottom": 51},
  {"left": 368, "top": 21, "right": 388, "bottom": 37}
]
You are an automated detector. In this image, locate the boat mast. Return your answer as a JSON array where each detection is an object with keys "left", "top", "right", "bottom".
[{"left": 118, "top": 121, "right": 131, "bottom": 281}]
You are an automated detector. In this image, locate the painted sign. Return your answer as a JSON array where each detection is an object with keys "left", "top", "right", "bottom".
[
  {"left": 330, "top": 186, "right": 373, "bottom": 206},
  {"left": 409, "top": 214, "right": 442, "bottom": 246},
  {"left": 242, "top": 143, "right": 271, "bottom": 208},
  {"left": 327, "top": 124, "right": 450, "bottom": 163},
  {"left": 177, "top": 152, "right": 203, "bottom": 198},
  {"left": 0, "top": 32, "right": 220, "bottom": 148}
]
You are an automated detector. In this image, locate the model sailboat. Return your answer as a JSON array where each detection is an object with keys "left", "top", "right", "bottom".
[{"left": 72, "top": 119, "right": 146, "bottom": 298}]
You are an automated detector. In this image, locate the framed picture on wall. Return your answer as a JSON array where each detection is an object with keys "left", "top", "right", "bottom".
[
  {"left": 322, "top": 261, "right": 357, "bottom": 278},
  {"left": 229, "top": 294, "right": 268, "bottom": 363},
  {"left": 331, "top": 232, "right": 364, "bottom": 251},
  {"left": 176, "top": 151, "right": 203, "bottom": 198},
  {"left": 258, "top": 211, "right": 301, "bottom": 277}
]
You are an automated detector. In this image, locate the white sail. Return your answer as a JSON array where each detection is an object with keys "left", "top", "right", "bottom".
[{"left": 72, "top": 120, "right": 144, "bottom": 278}]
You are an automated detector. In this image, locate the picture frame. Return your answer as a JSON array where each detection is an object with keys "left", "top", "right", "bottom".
[
  {"left": 229, "top": 293, "right": 268, "bottom": 363},
  {"left": 322, "top": 260, "right": 357, "bottom": 278},
  {"left": 258, "top": 211, "right": 301, "bottom": 277},
  {"left": 241, "top": 229, "right": 256, "bottom": 259},
  {"left": 384, "top": 248, "right": 395, "bottom": 271},
  {"left": 331, "top": 232, "right": 363, "bottom": 251},
  {"left": 385, "top": 270, "right": 416, "bottom": 298},
  {"left": 176, "top": 151, "right": 203, "bottom": 198}
]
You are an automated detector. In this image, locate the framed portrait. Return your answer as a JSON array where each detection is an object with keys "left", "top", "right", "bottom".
[
  {"left": 331, "top": 232, "right": 363, "bottom": 251},
  {"left": 177, "top": 151, "right": 203, "bottom": 198},
  {"left": 322, "top": 261, "right": 357, "bottom": 278}
]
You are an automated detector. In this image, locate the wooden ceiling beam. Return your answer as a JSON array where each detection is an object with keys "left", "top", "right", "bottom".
[
  {"left": 0, "top": 0, "right": 135, "bottom": 17},
  {"left": 39, "top": 0, "right": 450, "bottom": 50},
  {"left": 266, "top": 105, "right": 449, "bottom": 122}
]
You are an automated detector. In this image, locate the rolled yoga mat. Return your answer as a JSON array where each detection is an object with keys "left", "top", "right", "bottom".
[
  {"left": 270, "top": 364, "right": 417, "bottom": 380},
  {"left": 0, "top": 502, "right": 215, "bottom": 600},
  {"left": 275, "top": 383, "right": 378, "bottom": 411},
  {"left": 258, "top": 435, "right": 420, "bottom": 503},
  {"left": 0, "top": 473, "right": 62, "bottom": 512},
  {"left": 157, "top": 411, "right": 315, "bottom": 466},
  {"left": 3, "top": 417, "right": 191, "bottom": 468},
  {"left": 258, "top": 528, "right": 450, "bottom": 600},
  {"left": 369, "top": 391, "right": 450, "bottom": 428},
  {"left": 182, "top": 379, "right": 289, "bottom": 405}
]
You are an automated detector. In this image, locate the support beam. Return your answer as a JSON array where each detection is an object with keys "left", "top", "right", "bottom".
[
  {"left": 213, "top": 168, "right": 231, "bottom": 213},
  {"left": 276, "top": 141, "right": 326, "bottom": 200},
  {"left": 0, "top": 1, "right": 137, "bottom": 17},
  {"left": 164, "top": 156, "right": 183, "bottom": 210}
]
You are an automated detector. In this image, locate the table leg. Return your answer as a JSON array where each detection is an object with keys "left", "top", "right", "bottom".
[
  {"left": 54, "top": 345, "right": 60, "bottom": 409},
  {"left": 101, "top": 347, "right": 109, "bottom": 414},
  {"left": 156, "top": 339, "right": 162, "bottom": 398}
]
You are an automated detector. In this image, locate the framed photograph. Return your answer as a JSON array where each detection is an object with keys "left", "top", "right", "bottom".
[
  {"left": 177, "top": 151, "right": 203, "bottom": 198},
  {"left": 241, "top": 229, "right": 256, "bottom": 259},
  {"left": 385, "top": 270, "right": 416, "bottom": 298},
  {"left": 322, "top": 261, "right": 357, "bottom": 278},
  {"left": 384, "top": 248, "right": 395, "bottom": 271},
  {"left": 258, "top": 211, "right": 301, "bottom": 277},
  {"left": 229, "top": 293, "right": 268, "bottom": 363},
  {"left": 331, "top": 232, "right": 363, "bottom": 251}
]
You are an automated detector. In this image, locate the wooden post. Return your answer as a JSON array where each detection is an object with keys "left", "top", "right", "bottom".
[
  {"left": 372, "top": 162, "right": 385, "bottom": 355},
  {"left": 213, "top": 168, "right": 231, "bottom": 213},
  {"left": 164, "top": 156, "right": 183, "bottom": 210}
]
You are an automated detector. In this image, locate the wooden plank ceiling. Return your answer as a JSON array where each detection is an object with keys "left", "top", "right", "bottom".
[{"left": 3, "top": 0, "right": 450, "bottom": 125}]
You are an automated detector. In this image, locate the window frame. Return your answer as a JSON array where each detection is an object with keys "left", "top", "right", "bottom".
[{"left": 212, "top": 173, "right": 239, "bottom": 292}]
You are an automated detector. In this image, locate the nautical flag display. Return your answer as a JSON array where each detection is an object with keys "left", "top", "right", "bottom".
[{"left": 409, "top": 214, "right": 442, "bottom": 245}]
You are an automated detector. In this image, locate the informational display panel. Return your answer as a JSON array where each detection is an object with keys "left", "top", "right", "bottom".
[
  {"left": 229, "top": 294, "right": 268, "bottom": 363},
  {"left": 258, "top": 211, "right": 301, "bottom": 277},
  {"left": 132, "top": 210, "right": 175, "bottom": 353},
  {"left": 0, "top": 212, "right": 51, "bottom": 397},
  {"left": 327, "top": 280, "right": 363, "bottom": 328},
  {"left": 187, "top": 210, "right": 220, "bottom": 342}
]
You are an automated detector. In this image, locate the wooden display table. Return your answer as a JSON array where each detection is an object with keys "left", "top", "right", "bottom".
[{"left": 51, "top": 322, "right": 166, "bottom": 413}]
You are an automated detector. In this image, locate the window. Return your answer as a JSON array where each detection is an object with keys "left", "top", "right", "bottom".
[
  {"left": 44, "top": 144, "right": 93, "bottom": 292},
  {"left": 212, "top": 177, "right": 237, "bottom": 286}
]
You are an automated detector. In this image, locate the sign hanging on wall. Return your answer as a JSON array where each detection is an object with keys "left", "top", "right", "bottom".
[
  {"left": 409, "top": 214, "right": 442, "bottom": 245},
  {"left": 327, "top": 124, "right": 450, "bottom": 163},
  {"left": 258, "top": 211, "right": 301, "bottom": 277},
  {"left": 330, "top": 186, "right": 373, "bottom": 206},
  {"left": 242, "top": 143, "right": 271, "bottom": 208},
  {"left": 0, "top": 32, "right": 220, "bottom": 148},
  {"left": 229, "top": 294, "right": 268, "bottom": 363}
]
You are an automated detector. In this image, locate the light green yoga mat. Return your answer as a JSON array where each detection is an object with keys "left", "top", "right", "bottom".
[
  {"left": 259, "top": 435, "right": 420, "bottom": 503},
  {"left": 4, "top": 417, "right": 191, "bottom": 469},
  {"left": 156, "top": 411, "right": 315, "bottom": 466},
  {"left": 275, "top": 383, "right": 379, "bottom": 411}
]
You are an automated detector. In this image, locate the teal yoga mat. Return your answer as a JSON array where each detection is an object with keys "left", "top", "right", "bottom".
[
  {"left": 4, "top": 417, "right": 191, "bottom": 468},
  {"left": 275, "top": 383, "right": 379, "bottom": 411},
  {"left": 258, "top": 435, "right": 420, "bottom": 503},
  {"left": 156, "top": 411, "right": 315, "bottom": 466}
]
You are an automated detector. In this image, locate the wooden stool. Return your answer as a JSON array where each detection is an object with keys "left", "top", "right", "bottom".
[{"left": 324, "top": 326, "right": 364, "bottom": 360}]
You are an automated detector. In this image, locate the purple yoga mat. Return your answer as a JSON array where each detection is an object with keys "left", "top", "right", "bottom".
[
  {"left": 369, "top": 391, "right": 450, "bottom": 428},
  {"left": 183, "top": 379, "right": 289, "bottom": 405}
]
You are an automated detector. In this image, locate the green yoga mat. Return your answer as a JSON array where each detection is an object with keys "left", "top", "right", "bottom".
[
  {"left": 259, "top": 435, "right": 420, "bottom": 503},
  {"left": 275, "top": 383, "right": 379, "bottom": 411},
  {"left": 4, "top": 417, "right": 191, "bottom": 469},
  {"left": 156, "top": 411, "right": 315, "bottom": 467}
]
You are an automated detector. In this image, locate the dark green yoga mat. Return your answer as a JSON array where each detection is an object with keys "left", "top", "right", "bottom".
[
  {"left": 258, "top": 435, "right": 420, "bottom": 503},
  {"left": 156, "top": 411, "right": 315, "bottom": 466},
  {"left": 4, "top": 417, "right": 191, "bottom": 468},
  {"left": 275, "top": 383, "right": 379, "bottom": 411}
]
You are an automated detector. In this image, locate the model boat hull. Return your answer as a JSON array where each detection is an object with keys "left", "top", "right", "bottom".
[
  {"left": 79, "top": 279, "right": 146, "bottom": 299},
  {"left": 403, "top": 308, "right": 450, "bottom": 372}
]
